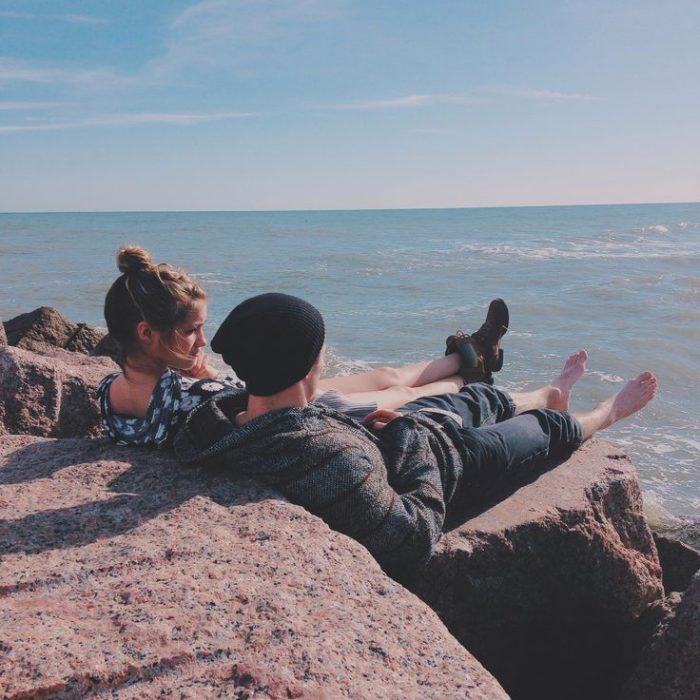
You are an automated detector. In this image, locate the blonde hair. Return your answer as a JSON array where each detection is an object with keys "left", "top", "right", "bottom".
[{"left": 104, "top": 245, "right": 207, "bottom": 366}]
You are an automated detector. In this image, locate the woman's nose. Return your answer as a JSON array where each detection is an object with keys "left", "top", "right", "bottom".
[{"left": 196, "top": 328, "right": 207, "bottom": 347}]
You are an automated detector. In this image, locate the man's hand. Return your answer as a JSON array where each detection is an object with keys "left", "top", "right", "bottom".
[
  {"left": 364, "top": 408, "right": 402, "bottom": 430},
  {"left": 181, "top": 351, "right": 218, "bottom": 379}
]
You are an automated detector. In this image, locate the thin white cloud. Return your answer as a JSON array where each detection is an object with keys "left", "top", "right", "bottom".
[
  {"left": 409, "top": 128, "right": 458, "bottom": 135},
  {"left": 0, "top": 60, "right": 56, "bottom": 83},
  {"left": 331, "top": 94, "right": 485, "bottom": 110},
  {"left": 0, "top": 11, "right": 107, "bottom": 24},
  {"left": 61, "top": 14, "right": 108, "bottom": 25},
  {"left": 171, "top": 0, "right": 230, "bottom": 28},
  {"left": 0, "top": 111, "right": 259, "bottom": 134},
  {"left": 503, "top": 87, "right": 594, "bottom": 101},
  {"left": 0, "top": 58, "right": 135, "bottom": 89},
  {"left": 90, "top": 112, "right": 259, "bottom": 125},
  {"left": 148, "top": 0, "right": 341, "bottom": 78},
  {"left": 171, "top": 0, "right": 338, "bottom": 31},
  {"left": 0, "top": 101, "right": 64, "bottom": 111},
  {"left": 0, "top": 11, "right": 34, "bottom": 19}
]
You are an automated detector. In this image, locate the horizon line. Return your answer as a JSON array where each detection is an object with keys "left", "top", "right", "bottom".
[
  {"left": 0, "top": 200, "right": 700, "bottom": 215},
  {"left": 1, "top": 199, "right": 699, "bottom": 215}
]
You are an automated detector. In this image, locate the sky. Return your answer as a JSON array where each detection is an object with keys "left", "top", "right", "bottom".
[{"left": 1, "top": 0, "right": 699, "bottom": 212}]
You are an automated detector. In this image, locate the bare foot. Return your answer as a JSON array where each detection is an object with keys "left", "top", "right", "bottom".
[
  {"left": 548, "top": 349, "right": 588, "bottom": 410},
  {"left": 509, "top": 350, "right": 588, "bottom": 415},
  {"left": 574, "top": 371, "right": 657, "bottom": 440},
  {"left": 599, "top": 371, "right": 657, "bottom": 428}
]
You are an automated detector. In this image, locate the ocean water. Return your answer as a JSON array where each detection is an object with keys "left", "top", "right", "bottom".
[{"left": 1, "top": 204, "right": 699, "bottom": 526}]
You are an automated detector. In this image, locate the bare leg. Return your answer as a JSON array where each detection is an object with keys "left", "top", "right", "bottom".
[
  {"left": 318, "top": 353, "right": 461, "bottom": 394},
  {"left": 509, "top": 350, "right": 588, "bottom": 414},
  {"left": 574, "top": 371, "right": 657, "bottom": 440},
  {"left": 319, "top": 374, "right": 465, "bottom": 412}
]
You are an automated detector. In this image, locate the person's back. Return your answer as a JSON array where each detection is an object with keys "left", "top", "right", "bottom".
[{"left": 175, "top": 385, "right": 458, "bottom": 578}]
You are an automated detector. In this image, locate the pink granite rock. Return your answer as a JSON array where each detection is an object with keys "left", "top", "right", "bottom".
[
  {"left": 0, "top": 435, "right": 508, "bottom": 699},
  {"left": 410, "top": 440, "right": 663, "bottom": 700},
  {"left": 5, "top": 306, "right": 82, "bottom": 352},
  {"left": 3, "top": 306, "right": 119, "bottom": 361},
  {"left": 0, "top": 345, "right": 117, "bottom": 438},
  {"left": 620, "top": 572, "right": 700, "bottom": 700}
]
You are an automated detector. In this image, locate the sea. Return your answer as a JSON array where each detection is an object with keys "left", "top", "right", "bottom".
[{"left": 1, "top": 203, "right": 699, "bottom": 534}]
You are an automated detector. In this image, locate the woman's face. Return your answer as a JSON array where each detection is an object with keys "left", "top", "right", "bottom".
[{"left": 159, "top": 298, "right": 208, "bottom": 370}]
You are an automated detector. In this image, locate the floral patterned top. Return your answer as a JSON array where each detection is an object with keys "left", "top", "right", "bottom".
[{"left": 96, "top": 369, "right": 244, "bottom": 448}]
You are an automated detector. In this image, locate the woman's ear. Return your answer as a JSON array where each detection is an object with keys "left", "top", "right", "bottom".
[{"left": 135, "top": 320, "right": 155, "bottom": 346}]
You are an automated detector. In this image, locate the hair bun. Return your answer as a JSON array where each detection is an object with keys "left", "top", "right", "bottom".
[{"left": 117, "top": 245, "right": 153, "bottom": 275}]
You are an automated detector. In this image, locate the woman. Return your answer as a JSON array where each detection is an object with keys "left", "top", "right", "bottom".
[{"left": 97, "top": 245, "right": 510, "bottom": 447}]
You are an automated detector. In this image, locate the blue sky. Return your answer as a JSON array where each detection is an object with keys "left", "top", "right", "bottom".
[{"left": 1, "top": 0, "right": 699, "bottom": 211}]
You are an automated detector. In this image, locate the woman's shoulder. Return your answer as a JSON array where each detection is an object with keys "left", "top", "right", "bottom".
[{"left": 98, "top": 368, "right": 182, "bottom": 448}]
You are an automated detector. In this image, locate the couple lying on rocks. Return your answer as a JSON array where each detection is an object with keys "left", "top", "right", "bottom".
[{"left": 97, "top": 246, "right": 657, "bottom": 578}]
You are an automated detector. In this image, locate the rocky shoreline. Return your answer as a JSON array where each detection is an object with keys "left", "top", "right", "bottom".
[{"left": 1, "top": 309, "right": 699, "bottom": 699}]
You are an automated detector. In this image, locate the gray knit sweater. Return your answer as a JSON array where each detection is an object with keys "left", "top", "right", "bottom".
[{"left": 173, "top": 389, "right": 465, "bottom": 579}]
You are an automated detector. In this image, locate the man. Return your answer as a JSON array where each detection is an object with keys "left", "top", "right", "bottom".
[{"left": 174, "top": 293, "right": 656, "bottom": 580}]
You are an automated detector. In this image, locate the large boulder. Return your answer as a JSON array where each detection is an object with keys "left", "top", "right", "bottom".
[
  {"left": 5, "top": 306, "right": 86, "bottom": 352},
  {"left": 0, "top": 435, "right": 508, "bottom": 699},
  {"left": 410, "top": 441, "right": 664, "bottom": 700},
  {"left": 0, "top": 345, "right": 117, "bottom": 438},
  {"left": 0, "top": 319, "right": 6, "bottom": 346},
  {"left": 3, "top": 306, "right": 119, "bottom": 360},
  {"left": 620, "top": 571, "right": 700, "bottom": 700}
]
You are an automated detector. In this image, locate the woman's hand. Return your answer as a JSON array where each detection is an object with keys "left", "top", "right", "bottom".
[
  {"left": 181, "top": 351, "right": 218, "bottom": 379},
  {"left": 364, "top": 408, "right": 402, "bottom": 430}
]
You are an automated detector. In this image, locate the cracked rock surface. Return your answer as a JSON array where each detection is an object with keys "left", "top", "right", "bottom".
[
  {"left": 0, "top": 346, "right": 117, "bottom": 439},
  {"left": 0, "top": 435, "right": 507, "bottom": 699}
]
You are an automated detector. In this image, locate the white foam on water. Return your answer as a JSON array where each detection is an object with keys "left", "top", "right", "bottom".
[
  {"left": 588, "top": 370, "right": 625, "bottom": 383},
  {"left": 642, "top": 489, "right": 684, "bottom": 529},
  {"left": 324, "top": 346, "right": 376, "bottom": 376},
  {"left": 456, "top": 240, "right": 692, "bottom": 261},
  {"left": 646, "top": 442, "right": 680, "bottom": 456},
  {"left": 641, "top": 225, "right": 670, "bottom": 234},
  {"left": 672, "top": 435, "right": 700, "bottom": 452},
  {"left": 458, "top": 243, "right": 562, "bottom": 260}
]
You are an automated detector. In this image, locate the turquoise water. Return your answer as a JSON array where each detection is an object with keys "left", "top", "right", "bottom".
[{"left": 1, "top": 204, "right": 699, "bottom": 522}]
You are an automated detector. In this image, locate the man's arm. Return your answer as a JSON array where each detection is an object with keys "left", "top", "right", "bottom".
[{"left": 278, "top": 438, "right": 446, "bottom": 580}]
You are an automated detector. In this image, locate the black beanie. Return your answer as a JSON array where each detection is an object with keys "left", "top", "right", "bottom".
[{"left": 211, "top": 293, "right": 326, "bottom": 396}]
